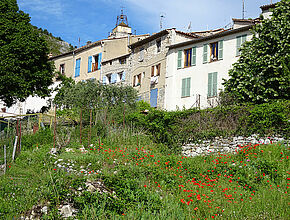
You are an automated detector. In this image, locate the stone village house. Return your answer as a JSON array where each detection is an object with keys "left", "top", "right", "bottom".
[{"left": 0, "top": 3, "right": 276, "bottom": 116}]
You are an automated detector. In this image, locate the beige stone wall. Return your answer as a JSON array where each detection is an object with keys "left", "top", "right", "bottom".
[
  {"left": 102, "top": 56, "right": 129, "bottom": 85},
  {"left": 51, "top": 44, "right": 103, "bottom": 82},
  {"left": 129, "top": 33, "right": 171, "bottom": 108}
]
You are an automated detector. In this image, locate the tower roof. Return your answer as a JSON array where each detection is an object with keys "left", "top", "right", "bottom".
[{"left": 116, "top": 8, "right": 130, "bottom": 28}]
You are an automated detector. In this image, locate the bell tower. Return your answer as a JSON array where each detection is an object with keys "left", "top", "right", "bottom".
[{"left": 109, "top": 8, "right": 132, "bottom": 38}]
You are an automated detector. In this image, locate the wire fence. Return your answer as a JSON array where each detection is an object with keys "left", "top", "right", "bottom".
[{"left": 0, "top": 105, "right": 130, "bottom": 174}]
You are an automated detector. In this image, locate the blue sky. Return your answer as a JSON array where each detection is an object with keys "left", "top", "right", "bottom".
[{"left": 17, "top": 0, "right": 279, "bottom": 47}]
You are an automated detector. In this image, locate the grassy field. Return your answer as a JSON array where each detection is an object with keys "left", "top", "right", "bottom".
[{"left": 0, "top": 128, "right": 289, "bottom": 219}]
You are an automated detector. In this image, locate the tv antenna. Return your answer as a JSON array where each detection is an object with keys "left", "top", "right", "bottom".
[
  {"left": 160, "top": 13, "right": 165, "bottom": 30},
  {"left": 242, "top": 0, "right": 246, "bottom": 19}
]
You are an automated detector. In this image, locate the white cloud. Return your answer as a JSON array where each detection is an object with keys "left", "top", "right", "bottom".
[
  {"left": 18, "top": 0, "right": 64, "bottom": 18},
  {"left": 124, "top": 0, "right": 276, "bottom": 32}
]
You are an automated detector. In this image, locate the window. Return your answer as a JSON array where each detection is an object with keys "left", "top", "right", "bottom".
[
  {"left": 139, "top": 47, "right": 144, "bottom": 62},
  {"left": 118, "top": 71, "right": 126, "bottom": 82},
  {"left": 150, "top": 88, "right": 158, "bottom": 108},
  {"left": 119, "top": 57, "right": 126, "bottom": 64},
  {"left": 210, "top": 41, "right": 223, "bottom": 62},
  {"left": 88, "top": 56, "right": 92, "bottom": 73},
  {"left": 111, "top": 73, "right": 118, "bottom": 84},
  {"left": 236, "top": 34, "right": 247, "bottom": 56},
  {"left": 92, "top": 53, "right": 102, "bottom": 71},
  {"left": 184, "top": 48, "right": 192, "bottom": 67},
  {"left": 208, "top": 72, "right": 218, "bottom": 97},
  {"left": 59, "top": 64, "right": 65, "bottom": 74},
  {"left": 203, "top": 44, "right": 208, "bottom": 63},
  {"left": 156, "top": 39, "right": 161, "bottom": 53},
  {"left": 177, "top": 47, "right": 196, "bottom": 69},
  {"left": 177, "top": 50, "right": 183, "bottom": 69},
  {"left": 133, "top": 74, "right": 141, "bottom": 87},
  {"left": 181, "top": 77, "right": 191, "bottom": 98},
  {"left": 75, "top": 58, "right": 81, "bottom": 77},
  {"left": 151, "top": 63, "right": 161, "bottom": 77}
]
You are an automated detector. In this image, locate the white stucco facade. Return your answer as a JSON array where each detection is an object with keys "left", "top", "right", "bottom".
[{"left": 165, "top": 28, "right": 253, "bottom": 110}]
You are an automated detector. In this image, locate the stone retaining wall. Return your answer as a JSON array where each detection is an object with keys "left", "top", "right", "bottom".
[{"left": 182, "top": 135, "right": 289, "bottom": 157}]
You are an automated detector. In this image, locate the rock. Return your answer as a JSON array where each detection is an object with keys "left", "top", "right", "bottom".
[
  {"left": 87, "top": 184, "right": 96, "bottom": 193},
  {"left": 60, "top": 205, "right": 73, "bottom": 218},
  {"left": 41, "top": 206, "right": 48, "bottom": 215},
  {"left": 49, "top": 148, "right": 57, "bottom": 155}
]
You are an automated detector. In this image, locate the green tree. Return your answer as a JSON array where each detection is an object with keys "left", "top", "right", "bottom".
[
  {"left": 223, "top": 0, "right": 290, "bottom": 103},
  {"left": 0, "top": 0, "right": 55, "bottom": 107}
]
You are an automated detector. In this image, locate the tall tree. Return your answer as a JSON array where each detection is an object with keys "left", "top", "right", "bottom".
[
  {"left": 223, "top": 0, "right": 290, "bottom": 103},
  {"left": 0, "top": 0, "right": 55, "bottom": 107}
]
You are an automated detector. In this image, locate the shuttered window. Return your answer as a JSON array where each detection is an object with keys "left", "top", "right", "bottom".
[
  {"left": 208, "top": 72, "right": 218, "bottom": 97},
  {"left": 75, "top": 58, "right": 81, "bottom": 77},
  {"left": 121, "top": 71, "right": 126, "bottom": 81},
  {"left": 150, "top": 88, "right": 158, "bottom": 108},
  {"left": 88, "top": 56, "right": 92, "bottom": 73},
  {"left": 236, "top": 34, "right": 247, "bottom": 56},
  {"left": 218, "top": 40, "right": 223, "bottom": 60},
  {"left": 177, "top": 50, "right": 182, "bottom": 69},
  {"left": 191, "top": 47, "right": 196, "bottom": 66},
  {"left": 203, "top": 44, "right": 208, "bottom": 63},
  {"left": 97, "top": 53, "right": 102, "bottom": 69},
  {"left": 181, "top": 77, "right": 191, "bottom": 98}
]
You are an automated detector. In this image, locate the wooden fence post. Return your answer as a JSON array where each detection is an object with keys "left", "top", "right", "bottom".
[
  {"left": 4, "top": 145, "right": 6, "bottom": 174},
  {"left": 12, "top": 136, "right": 17, "bottom": 161}
]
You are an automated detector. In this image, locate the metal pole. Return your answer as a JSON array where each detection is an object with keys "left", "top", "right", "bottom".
[
  {"left": 19, "top": 118, "right": 22, "bottom": 153},
  {"left": 53, "top": 106, "right": 57, "bottom": 148},
  {"left": 12, "top": 136, "right": 17, "bottom": 161},
  {"left": 16, "top": 119, "right": 19, "bottom": 152},
  {"left": 88, "top": 108, "right": 92, "bottom": 147}
]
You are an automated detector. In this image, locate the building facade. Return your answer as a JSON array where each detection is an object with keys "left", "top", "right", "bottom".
[{"left": 128, "top": 29, "right": 196, "bottom": 108}]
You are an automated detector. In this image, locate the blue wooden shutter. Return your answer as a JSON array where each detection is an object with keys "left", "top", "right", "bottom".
[
  {"left": 203, "top": 44, "right": 208, "bottom": 63},
  {"left": 121, "top": 71, "right": 126, "bottom": 81},
  {"left": 208, "top": 73, "right": 213, "bottom": 97},
  {"left": 213, "top": 72, "right": 218, "bottom": 96},
  {"left": 75, "top": 58, "right": 81, "bottom": 77},
  {"left": 218, "top": 40, "right": 223, "bottom": 60},
  {"left": 177, "top": 50, "right": 182, "bottom": 69},
  {"left": 191, "top": 47, "right": 196, "bottom": 66},
  {"left": 102, "top": 76, "right": 107, "bottom": 85},
  {"left": 98, "top": 53, "right": 102, "bottom": 70},
  {"left": 150, "top": 88, "right": 158, "bottom": 108},
  {"left": 236, "top": 36, "right": 242, "bottom": 56},
  {"left": 88, "top": 56, "right": 92, "bottom": 73},
  {"left": 111, "top": 73, "right": 117, "bottom": 84}
]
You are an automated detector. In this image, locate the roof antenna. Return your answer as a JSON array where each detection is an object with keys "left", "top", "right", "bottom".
[
  {"left": 160, "top": 13, "right": 165, "bottom": 30},
  {"left": 242, "top": 0, "right": 245, "bottom": 19}
]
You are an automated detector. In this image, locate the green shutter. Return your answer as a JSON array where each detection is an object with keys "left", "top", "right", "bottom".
[
  {"left": 242, "top": 34, "right": 247, "bottom": 44},
  {"left": 177, "top": 50, "right": 182, "bottom": 69},
  {"left": 218, "top": 40, "right": 223, "bottom": 60},
  {"left": 236, "top": 36, "right": 242, "bottom": 56},
  {"left": 186, "top": 78, "right": 191, "bottom": 97},
  {"left": 181, "top": 78, "right": 186, "bottom": 97},
  {"left": 191, "top": 47, "right": 196, "bottom": 66},
  {"left": 213, "top": 72, "right": 218, "bottom": 96},
  {"left": 208, "top": 73, "right": 213, "bottom": 97},
  {"left": 203, "top": 44, "right": 208, "bottom": 63}
]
